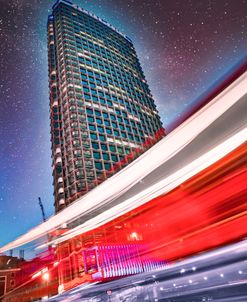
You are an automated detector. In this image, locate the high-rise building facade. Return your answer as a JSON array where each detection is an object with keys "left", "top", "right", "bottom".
[{"left": 48, "top": 0, "right": 164, "bottom": 212}]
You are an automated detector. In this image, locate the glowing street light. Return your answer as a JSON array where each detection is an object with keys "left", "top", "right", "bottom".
[
  {"left": 42, "top": 272, "right": 50, "bottom": 298},
  {"left": 42, "top": 272, "right": 50, "bottom": 281}
]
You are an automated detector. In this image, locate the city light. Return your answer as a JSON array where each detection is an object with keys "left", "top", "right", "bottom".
[
  {"left": 42, "top": 273, "right": 50, "bottom": 281},
  {"left": 130, "top": 232, "right": 138, "bottom": 240}
]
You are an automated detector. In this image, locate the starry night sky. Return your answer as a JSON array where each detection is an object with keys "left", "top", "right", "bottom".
[{"left": 0, "top": 0, "right": 246, "bottom": 248}]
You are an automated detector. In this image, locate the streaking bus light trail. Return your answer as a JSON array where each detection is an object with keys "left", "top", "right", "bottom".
[{"left": 37, "top": 127, "right": 247, "bottom": 248}]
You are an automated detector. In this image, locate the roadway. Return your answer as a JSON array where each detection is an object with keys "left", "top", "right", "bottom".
[{"left": 47, "top": 239, "right": 247, "bottom": 302}]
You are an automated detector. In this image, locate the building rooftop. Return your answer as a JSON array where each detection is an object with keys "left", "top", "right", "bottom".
[
  {"left": 0, "top": 255, "right": 22, "bottom": 270},
  {"left": 51, "top": 0, "right": 132, "bottom": 43}
]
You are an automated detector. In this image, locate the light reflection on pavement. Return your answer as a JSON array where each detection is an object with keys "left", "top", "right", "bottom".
[{"left": 48, "top": 240, "right": 247, "bottom": 302}]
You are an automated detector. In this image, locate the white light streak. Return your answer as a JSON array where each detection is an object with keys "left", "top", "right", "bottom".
[{"left": 37, "top": 126, "right": 247, "bottom": 248}]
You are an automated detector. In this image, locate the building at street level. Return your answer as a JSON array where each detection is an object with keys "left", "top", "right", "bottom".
[{"left": 48, "top": 0, "right": 164, "bottom": 212}]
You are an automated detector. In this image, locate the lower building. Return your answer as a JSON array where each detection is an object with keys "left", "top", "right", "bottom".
[{"left": 0, "top": 256, "right": 21, "bottom": 299}]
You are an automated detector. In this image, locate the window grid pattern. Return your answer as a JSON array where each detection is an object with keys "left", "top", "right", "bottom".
[{"left": 48, "top": 1, "right": 164, "bottom": 212}]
